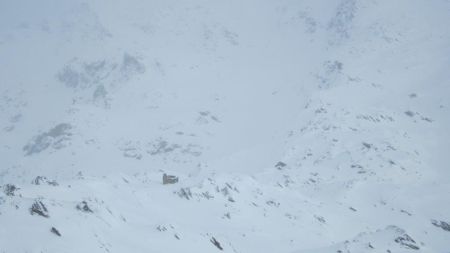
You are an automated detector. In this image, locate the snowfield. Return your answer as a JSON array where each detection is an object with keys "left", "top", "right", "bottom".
[{"left": 0, "top": 0, "right": 449, "bottom": 252}]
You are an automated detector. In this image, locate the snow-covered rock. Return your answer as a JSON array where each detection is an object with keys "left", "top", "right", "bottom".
[{"left": 0, "top": 0, "right": 449, "bottom": 252}]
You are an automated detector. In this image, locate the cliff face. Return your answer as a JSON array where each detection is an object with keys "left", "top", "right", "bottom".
[{"left": 0, "top": 1, "right": 449, "bottom": 252}]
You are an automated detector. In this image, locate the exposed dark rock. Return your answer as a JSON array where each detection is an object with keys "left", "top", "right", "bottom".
[
  {"left": 221, "top": 187, "right": 230, "bottom": 196},
  {"left": 362, "top": 142, "right": 372, "bottom": 149},
  {"left": 266, "top": 200, "right": 280, "bottom": 207},
  {"left": 51, "top": 227, "right": 61, "bottom": 237},
  {"left": 201, "top": 191, "right": 214, "bottom": 200},
  {"left": 32, "top": 176, "right": 58, "bottom": 186},
  {"left": 351, "top": 164, "right": 363, "bottom": 169},
  {"left": 163, "top": 173, "right": 179, "bottom": 185},
  {"left": 3, "top": 184, "right": 19, "bottom": 196},
  {"left": 197, "top": 111, "right": 221, "bottom": 124},
  {"left": 431, "top": 220, "right": 450, "bottom": 232},
  {"left": 404, "top": 111, "right": 415, "bottom": 117},
  {"left": 421, "top": 116, "right": 433, "bottom": 122},
  {"left": 48, "top": 181, "right": 59, "bottom": 186},
  {"left": 275, "top": 161, "right": 287, "bottom": 170},
  {"left": 315, "top": 215, "right": 326, "bottom": 224},
  {"left": 23, "top": 123, "right": 72, "bottom": 155},
  {"left": 30, "top": 200, "right": 49, "bottom": 218},
  {"left": 156, "top": 225, "right": 167, "bottom": 232},
  {"left": 210, "top": 237, "right": 223, "bottom": 250},
  {"left": 400, "top": 209, "right": 412, "bottom": 216},
  {"left": 394, "top": 233, "right": 419, "bottom": 250},
  {"left": 76, "top": 171, "right": 84, "bottom": 180},
  {"left": 176, "top": 188, "right": 192, "bottom": 200},
  {"left": 76, "top": 201, "right": 93, "bottom": 213}
]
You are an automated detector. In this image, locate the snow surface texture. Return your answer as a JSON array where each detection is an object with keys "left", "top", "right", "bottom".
[{"left": 0, "top": 0, "right": 449, "bottom": 252}]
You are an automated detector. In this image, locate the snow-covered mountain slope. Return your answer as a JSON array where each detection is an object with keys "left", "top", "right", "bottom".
[{"left": 1, "top": 0, "right": 449, "bottom": 252}]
